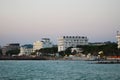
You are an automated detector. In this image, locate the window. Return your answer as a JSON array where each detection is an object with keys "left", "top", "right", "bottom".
[
  {"left": 85, "top": 40, "right": 88, "bottom": 42},
  {"left": 82, "top": 37, "right": 84, "bottom": 39}
]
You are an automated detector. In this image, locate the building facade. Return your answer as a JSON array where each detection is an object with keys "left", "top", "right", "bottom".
[
  {"left": 116, "top": 31, "right": 120, "bottom": 49},
  {"left": 33, "top": 41, "right": 41, "bottom": 52},
  {"left": 2, "top": 43, "right": 20, "bottom": 55},
  {"left": 19, "top": 44, "right": 33, "bottom": 56},
  {"left": 58, "top": 36, "right": 88, "bottom": 52},
  {"left": 33, "top": 38, "right": 53, "bottom": 52}
]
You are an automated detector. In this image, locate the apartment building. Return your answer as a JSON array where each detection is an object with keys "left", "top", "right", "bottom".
[
  {"left": 58, "top": 36, "right": 88, "bottom": 52},
  {"left": 19, "top": 44, "right": 33, "bottom": 56},
  {"left": 33, "top": 38, "right": 53, "bottom": 52},
  {"left": 116, "top": 31, "right": 120, "bottom": 49}
]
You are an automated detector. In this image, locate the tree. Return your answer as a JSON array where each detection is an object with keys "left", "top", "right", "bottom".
[
  {"left": 64, "top": 47, "right": 72, "bottom": 56},
  {"left": 58, "top": 47, "right": 77, "bottom": 56},
  {"left": 31, "top": 52, "right": 36, "bottom": 55},
  {"left": 59, "top": 51, "right": 65, "bottom": 57},
  {"left": 77, "top": 42, "right": 118, "bottom": 56},
  {"left": 39, "top": 47, "right": 58, "bottom": 55},
  {"left": 6, "top": 49, "right": 20, "bottom": 56}
]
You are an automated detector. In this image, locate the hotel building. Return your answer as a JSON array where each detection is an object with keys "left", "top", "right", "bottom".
[
  {"left": 116, "top": 31, "right": 120, "bottom": 49},
  {"left": 19, "top": 44, "right": 33, "bottom": 56},
  {"left": 58, "top": 36, "right": 88, "bottom": 52},
  {"left": 33, "top": 38, "right": 53, "bottom": 52}
]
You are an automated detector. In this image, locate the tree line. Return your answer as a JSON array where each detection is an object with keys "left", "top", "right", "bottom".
[
  {"left": 59, "top": 42, "right": 120, "bottom": 57},
  {"left": 0, "top": 42, "right": 119, "bottom": 57}
]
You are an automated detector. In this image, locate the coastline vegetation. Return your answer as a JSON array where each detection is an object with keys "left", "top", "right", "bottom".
[
  {"left": 59, "top": 42, "right": 119, "bottom": 57},
  {"left": 0, "top": 42, "right": 119, "bottom": 59},
  {"left": 6, "top": 49, "right": 20, "bottom": 56},
  {"left": 77, "top": 42, "right": 119, "bottom": 56}
]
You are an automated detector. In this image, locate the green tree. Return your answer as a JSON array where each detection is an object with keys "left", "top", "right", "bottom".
[
  {"left": 6, "top": 49, "right": 20, "bottom": 56},
  {"left": 59, "top": 51, "right": 65, "bottom": 57},
  {"left": 77, "top": 42, "right": 118, "bottom": 56},
  {"left": 58, "top": 47, "right": 75, "bottom": 56},
  {"left": 31, "top": 52, "right": 36, "bottom": 55},
  {"left": 39, "top": 47, "right": 58, "bottom": 55},
  {"left": 64, "top": 47, "right": 72, "bottom": 56}
]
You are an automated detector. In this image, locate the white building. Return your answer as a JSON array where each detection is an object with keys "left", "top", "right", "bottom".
[
  {"left": 33, "top": 38, "right": 53, "bottom": 52},
  {"left": 33, "top": 41, "right": 41, "bottom": 52},
  {"left": 19, "top": 44, "right": 33, "bottom": 56},
  {"left": 58, "top": 36, "right": 88, "bottom": 52},
  {"left": 41, "top": 38, "right": 53, "bottom": 48},
  {"left": 116, "top": 31, "right": 120, "bottom": 49},
  {"left": 71, "top": 48, "right": 83, "bottom": 53}
]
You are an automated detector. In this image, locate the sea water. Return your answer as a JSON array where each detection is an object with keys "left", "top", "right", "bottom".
[{"left": 0, "top": 60, "right": 120, "bottom": 80}]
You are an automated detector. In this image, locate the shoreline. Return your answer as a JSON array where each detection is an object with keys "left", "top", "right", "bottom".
[
  {"left": 0, "top": 56, "right": 120, "bottom": 64},
  {"left": 0, "top": 56, "right": 55, "bottom": 60}
]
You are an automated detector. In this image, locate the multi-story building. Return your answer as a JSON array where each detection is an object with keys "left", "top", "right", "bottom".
[
  {"left": 33, "top": 41, "right": 41, "bottom": 52},
  {"left": 19, "top": 44, "right": 33, "bottom": 56},
  {"left": 41, "top": 38, "right": 53, "bottom": 48},
  {"left": 58, "top": 36, "right": 88, "bottom": 52},
  {"left": 33, "top": 38, "right": 53, "bottom": 52},
  {"left": 2, "top": 43, "right": 20, "bottom": 55},
  {"left": 116, "top": 31, "right": 120, "bottom": 49}
]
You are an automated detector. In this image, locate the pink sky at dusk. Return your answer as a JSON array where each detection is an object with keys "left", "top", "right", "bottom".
[{"left": 0, "top": 0, "right": 120, "bottom": 46}]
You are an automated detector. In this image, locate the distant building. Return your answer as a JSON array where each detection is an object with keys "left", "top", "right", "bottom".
[
  {"left": 33, "top": 38, "right": 53, "bottom": 52},
  {"left": 58, "top": 36, "right": 88, "bottom": 52},
  {"left": 2, "top": 43, "right": 20, "bottom": 55},
  {"left": 33, "top": 41, "right": 41, "bottom": 52},
  {"left": 41, "top": 38, "right": 53, "bottom": 48},
  {"left": 116, "top": 31, "right": 120, "bottom": 49},
  {"left": 19, "top": 44, "right": 33, "bottom": 56}
]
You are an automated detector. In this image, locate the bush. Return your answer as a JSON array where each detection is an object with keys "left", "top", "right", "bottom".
[{"left": 6, "top": 49, "right": 20, "bottom": 56}]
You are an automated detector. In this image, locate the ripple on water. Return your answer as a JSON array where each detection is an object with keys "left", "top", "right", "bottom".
[{"left": 0, "top": 60, "right": 120, "bottom": 80}]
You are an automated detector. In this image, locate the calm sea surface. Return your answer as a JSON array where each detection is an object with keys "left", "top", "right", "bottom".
[{"left": 0, "top": 60, "right": 120, "bottom": 80}]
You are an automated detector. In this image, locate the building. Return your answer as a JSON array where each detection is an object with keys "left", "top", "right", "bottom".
[
  {"left": 19, "top": 44, "right": 33, "bottom": 56},
  {"left": 116, "top": 31, "right": 120, "bottom": 49},
  {"left": 2, "top": 43, "right": 20, "bottom": 55},
  {"left": 58, "top": 36, "right": 88, "bottom": 52},
  {"left": 41, "top": 38, "right": 53, "bottom": 48},
  {"left": 33, "top": 38, "right": 53, "bottom": 52},
  {"left": 71, "top": 48, "right": 83, "bottom": 53},
  {"left": 33, "top": 41, "right": 41, "bottom": 52}
]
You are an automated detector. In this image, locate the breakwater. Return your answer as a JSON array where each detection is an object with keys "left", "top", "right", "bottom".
[{"left": 0, "top": 56, "right": 55, "bottom": 60}]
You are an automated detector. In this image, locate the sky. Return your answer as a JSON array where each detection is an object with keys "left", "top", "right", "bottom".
[{"left": 0, "top": 0, "right": 120, "bottom": 46}]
